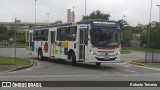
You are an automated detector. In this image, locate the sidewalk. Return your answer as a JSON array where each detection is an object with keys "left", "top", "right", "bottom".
[
  {"left": 145, "top": 63, "right": 160, "bottom": 68},
  {"left": 0, "top": 65, "right": 17, "bottom": 72},
  {"left": 130, "top": 60, "right": 160, "bottom": 69}
]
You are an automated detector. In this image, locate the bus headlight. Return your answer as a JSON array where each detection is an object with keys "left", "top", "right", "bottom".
[
  {"left": 90, "top": 50, "right": 95, "bottom": 55},
  {"left": 118, "top": 51, "right": 120, "bottom": 54}
]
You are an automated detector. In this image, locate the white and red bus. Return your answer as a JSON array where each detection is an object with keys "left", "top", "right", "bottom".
[{"left": 27, "top": 20, "right": 121, "bottom": 66}]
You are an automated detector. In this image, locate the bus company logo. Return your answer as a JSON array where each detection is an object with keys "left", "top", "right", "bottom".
[{"left": 2, "top": 82, "right": 11, "bottom": 87}]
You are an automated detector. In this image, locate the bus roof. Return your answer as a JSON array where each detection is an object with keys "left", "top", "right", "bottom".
[{"left": 28, "top": 20, "right": 119, "bottom": 30}]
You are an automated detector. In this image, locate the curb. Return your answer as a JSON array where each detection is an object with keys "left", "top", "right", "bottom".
[
  {"left": 129, "top": 61, "right": 147, "bottom": 67},
  {"left": 8, "top": 59, "right": 33, "bottom": 72}
]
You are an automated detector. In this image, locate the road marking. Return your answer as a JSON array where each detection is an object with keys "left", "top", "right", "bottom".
[
  {"left": 124, "top": 64, "right": 132, "bottom": 67},
  {"left": 25, "top": 68, "right": 32, "bottom": 71},
  {"left": 9, "top": 71, "right": 17, "bottom": 73},
  {"left": 125, "top": 69, "right": 136, "bottom": 73}
]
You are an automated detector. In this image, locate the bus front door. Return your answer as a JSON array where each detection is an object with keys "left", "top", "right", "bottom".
[{"left": 79, "top": 28, "right": 88, "bottom": 61}]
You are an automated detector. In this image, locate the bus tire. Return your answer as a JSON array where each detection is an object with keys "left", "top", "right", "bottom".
[
  {"left": 38, "top": 49, "right": 43, "bottom": 60},
  {"left": 71, "top": 52, "right": 76, "bottom": 66},
  {"left": 96, "top": 62, "right": 101, "bottom": 67}
]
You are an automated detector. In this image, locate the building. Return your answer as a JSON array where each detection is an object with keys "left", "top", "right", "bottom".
[
  {"left": 67, "top": 9, "right": 75, "bottom": 22},
  {"left": 0, "top": 20, "right": 56, "bottom": 35},
  {"left": 137, "top": 23, "right": 147, "bottom": 30}
]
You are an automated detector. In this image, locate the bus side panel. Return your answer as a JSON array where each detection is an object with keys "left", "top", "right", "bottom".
[
  {"left": 41, "top": 41, "right": 47, "bottom": 57},
  {"left": 68, "top": 41, "right": 78, "bottom": 60},
  {"left": 54, "top": 41, "right": 68, "bottom": 60}
]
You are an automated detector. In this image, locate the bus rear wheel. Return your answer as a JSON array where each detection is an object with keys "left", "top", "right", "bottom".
[
  {"left": 96, "top": 62, "right": 101, "bottom": 67},
  {"left": 38, "top": 50, "right": 43, "bottom": 60},
  {"left": 71, "top": 53, "right": 76, "bottom": 66}
]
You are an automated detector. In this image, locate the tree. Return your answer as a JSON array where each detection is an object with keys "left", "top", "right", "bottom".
[
  {"left": 117, "top": 19, "right": 128, "bottom": 29},
  {"left": 140, "top": 24, "right": 160, "bottom": 48},
  {"left": 140, "top": 31, "right": 147, "bottom": 47},
  {"left": 121, "top": 26, "right": 132, "bottom": 48},
  {"left": 82, "top": 10, "right": 110, "bottom": 20},
  {"left": 0, "top": 24, "right": 8, "bottom": 41},
  {"left": 131, "top": 26, "right": 143, "bottom": 34}
]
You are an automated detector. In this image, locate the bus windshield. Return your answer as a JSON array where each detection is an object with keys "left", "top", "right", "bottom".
[{"left": 90, "top": 28, "right": 120, "bottom": 47}]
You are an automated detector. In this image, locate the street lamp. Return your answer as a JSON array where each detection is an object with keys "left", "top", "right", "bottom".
[
  {"left": 157, "top": 5, "right": 160, "bottom": 23},
  {"left": 35, "top": 0, "right": 37, "bottom": 27},
  {"left": 123, "top": 15, "right": 126, "bottom": 21},
  {"left": 72, "top": 6, "right": 75, "bottom": 12},
  {"left": 14, "top": 18, "right": 17, "bottom": 65},
  {"left": 85, "top": 0, "right": 86, "bottom": 16},
  {"left": 47, "top": 13, "right": 50, "bottom": 25}
]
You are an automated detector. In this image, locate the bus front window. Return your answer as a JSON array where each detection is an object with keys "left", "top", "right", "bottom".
[{"left": 90, "top": 28, "right": 120, "bottom": 47}]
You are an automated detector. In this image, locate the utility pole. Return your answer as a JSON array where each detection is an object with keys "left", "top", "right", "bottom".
[
  {"left": 14, "top": 18, "right": 17, "bottom": 65},
  {"left": 145, "top": 0, "right": 153, "bottom": 62},
  {"left": 47, "top": 13, "right": 50, "bottom": 25},
  {"left": 157, "top": 5, "right": 160, "bottom": 23},
  {"left": 85, "top": 0, "right": 86, "bottom": 16},
  {"left": 35, "top": 0, "right": 37, "bottom": 27},
  {"left": 123, "top": 15, "right": 126, "bottom": 21},
  {"left": 72, "top": 6, "right": 75, "bottom": 12}
]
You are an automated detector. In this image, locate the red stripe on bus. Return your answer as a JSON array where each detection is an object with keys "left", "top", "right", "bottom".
[{"left": 91, "top": 45, "right": 120, "bottom": 49}]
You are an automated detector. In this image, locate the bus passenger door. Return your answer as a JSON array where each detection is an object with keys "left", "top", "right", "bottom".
[
  {"left": 50, "top": 31, "right": 55, "bottom": 57},
  {"left": 79, "top": 28, "right": 88, "bottom": 61}
]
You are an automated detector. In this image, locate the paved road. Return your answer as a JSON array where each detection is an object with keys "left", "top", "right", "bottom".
[
  {"left": 1, "top": 57, "right": 160, "bottom": 90},
  {"left": 1, "top": 48, "right": 160, "bottom": 90},
  {"left": 0, "top": 48, "right": 27, "bottom": 58},
  {"left": 0, "top": 55, "right": 160, "bottom": 80},
  {"left": 121, "top": 51, "right": 145, "bottom": 62},
  {"left": 0, "top": 48, "right": 146, "bottom": 62}
]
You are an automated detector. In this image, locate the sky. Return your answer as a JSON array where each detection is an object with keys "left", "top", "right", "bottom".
[{"left": 0, "top": 0, "right": 160, "bottom": 26}]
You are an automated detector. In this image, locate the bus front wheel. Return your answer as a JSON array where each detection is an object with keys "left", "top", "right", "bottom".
[
  {"left": 71, "top": 53, "right": 76, "bottom": 66},
  {"left": 96, "top": 62, "right": 101, "bottom": 67}
]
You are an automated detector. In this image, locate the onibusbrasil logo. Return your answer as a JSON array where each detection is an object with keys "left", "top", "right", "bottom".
[{"left": 1, "top": 82, "right": 42, "bottom": 88}]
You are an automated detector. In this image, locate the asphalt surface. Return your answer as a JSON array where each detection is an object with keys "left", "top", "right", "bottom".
[
  {"left": 1, "top": 48, "right": 160, "bottom": 90},
  {"left": 1, "top": 57, "right": 160, "bottom": 80},
  {"left": 0, "top": 48, "right": 27, "bottom": 58}
]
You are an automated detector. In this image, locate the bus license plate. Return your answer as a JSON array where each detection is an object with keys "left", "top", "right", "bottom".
[{"left": 104, "top": 57, "right": 109, "bottom": 59}]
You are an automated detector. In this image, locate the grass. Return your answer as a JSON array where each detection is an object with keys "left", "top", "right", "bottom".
[
  {"left": 25, "top": 46, "right": 32, "bottom": 51},
  {"left": 122, "top": 47, "right": 160, "bottom": 52},
  {"left": 16, "top": 44, "right": 26, "bottom": 48},
  {"left": 122, "top": 47, "right": 145, "bottom": 51},
  {"left": 0, "top": 56, "right": 31, "bottom": 65},
  {"left": 121, "top": 47, "right": 145, "bottom": 54},
  {"left": 121, "top": 50, "right": 131, "bottom": 54}
]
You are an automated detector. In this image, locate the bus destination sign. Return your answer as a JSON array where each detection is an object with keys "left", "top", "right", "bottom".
[{"left": 92, "top": 21, "right": 117, "bottom": 27}]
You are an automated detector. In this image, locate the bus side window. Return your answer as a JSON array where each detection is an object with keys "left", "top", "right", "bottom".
[
  {"left": 37, "top": 30, "right": 42, "bottom": 41},
  {"left": 56, "top": 28, "right": 60, "bottom": 41},
  {"left": 41, "top": 29, "right": 49, "bottom": 41},
  {"left": 33, "top": 30, "right": 37, "bottom": 41},
  {"left": 57, "top": 27, "right": 67, "bottom": 41},
  {"left": 44, "top": 29, "right": 49, "bottom": 41},
  {"left": 41, "top": 30, "right": 44, "bottom": 41},
  {"left": 67, "top": 26, "right": 77, "bottom": 41}
]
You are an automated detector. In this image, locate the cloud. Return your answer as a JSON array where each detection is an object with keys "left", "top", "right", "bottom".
[{"left": 0, "top": 0, "right": 159, "bottom": 26}]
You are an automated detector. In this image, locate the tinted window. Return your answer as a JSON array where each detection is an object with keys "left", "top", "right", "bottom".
[
  {"left": 42, "top": 29, "right": 49, "bottom": 41},
  {"left": 32, "top": 29, "right": 49, "bottom": 41},
  {"left": 37, "top": 30, "right": 42, "bottom": 41},
  {"left": 33, "top": 30, "right": 37, "bottom": 41},
  {"left": 67, "top": 26, "right": 77, "bottom": 41},
  {"left": 57, "top": 27, "right": 67, "bottom": 41}
]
